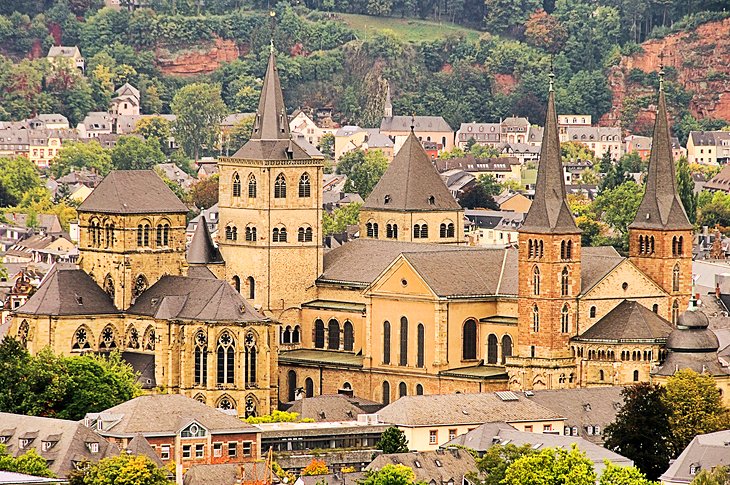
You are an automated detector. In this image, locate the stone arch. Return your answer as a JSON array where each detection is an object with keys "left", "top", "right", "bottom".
[
  {"left": 216, "top": 394, "right": 237, "bottom": 411},
  {"left": 99, "top": 324, "right": 118, "bottom": 351},
  {"left": 72, "top": 325, "right": 94, "bottom": 351}
]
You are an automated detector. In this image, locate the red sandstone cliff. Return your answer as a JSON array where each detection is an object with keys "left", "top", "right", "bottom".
[{"left": 156, "top": 37, "right": 240, "bottom": 76}]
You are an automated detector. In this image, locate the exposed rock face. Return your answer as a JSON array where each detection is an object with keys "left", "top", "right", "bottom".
[
  {"left": 604, "top": 17, "right": 730, "bottom": 129},
  {"left": 157, "top": 37, "right": 239, "bottom": 76}
]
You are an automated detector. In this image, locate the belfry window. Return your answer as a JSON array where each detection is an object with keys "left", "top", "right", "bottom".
[
  {"left": 561, "top": 304, "right": 570, "bottom": 333},
  {"left": 533, "top": 266, "right": 540, "bottom": 295},
  {"left": 232, "top": 173, "right": 241, "bottom": 197},
  {"left": 673, "top": 264, "right": 680, "bottom": 292},
  {"left": 533, "top": 305, "right": 540, "bottom": 332},
  {"left": 561, "top": 267, "right": 569, "bottom": 296}
]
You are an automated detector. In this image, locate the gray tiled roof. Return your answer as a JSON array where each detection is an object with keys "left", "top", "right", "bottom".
[
  {"left": 380, "top": 115, "right": 452, "bottom": 133},
  {"left": 660, "top": 429, "right": 730, "bottom": 483},
  {"left": 579, "top": 246, "right": 624, "bottom": 293},
  {"left": 282, "top": 394, "right": 379, "bottom": 421},
  {"left": 377, "top": 392, "right": 563, "bottom": 427},
  {"left": 78, "top": 170, "right": 189, "bottom": 214},
  {"left": 364, "top": 131, "right": 461, "bottom": 211},
  {"left": 576, "top": 300, "right": 672, "bottom": 342},
  {"left": 15, "top": 264, "right": 118, "bottom": 316},
  {"left": 128, "top": 275, "right": 266, "bottom": 323},
  {"left": 126, "top": 434, "right": 167, "bottom": 469},
  {"left": 368, "top": 449, "right": 477, "bottom": 484},
  {"left": 184, "top": 463, "right": 276, "bottom": 485}
]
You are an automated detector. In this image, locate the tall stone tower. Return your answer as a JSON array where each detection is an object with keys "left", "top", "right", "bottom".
[
  {"left": 628, "top": 70, "right": 693, "bottom": 324},
  {"left": 217, "top": 49, "right": 323, "bottom": 315},
  {"left": 77, "top": 170, "right": 189, "bottom": 310},
  {"left": 506, "top": 78, "right": 581, "bottom": 390}
]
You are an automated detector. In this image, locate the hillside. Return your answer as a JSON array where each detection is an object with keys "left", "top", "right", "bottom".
[
  {"left": 605, "top": 17, "right": 730, "bottom": 132},
  {"left": 337, "top": 13, "right": 480, "bottom": 43}
]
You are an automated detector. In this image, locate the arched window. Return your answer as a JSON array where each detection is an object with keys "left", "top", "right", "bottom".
[
  {"left": 232, "top": 173, "right": 241, "bottom": 197},
  {"left": 677, "top": 236, "right": 683, "bottom": 255},
  {"left": 103, "top": 274, "right": 115, "bottom": 301},
  {"left": 143, "top": 224, "right": 150, "bottom": 246},
  {"left": 292, "top": 325, "right": 301, "bottom": 343},
  {"left": 539, "top": 240, "right": 544, "bottom": 257},
  {"left": 533, "top": 266, "right": 540, "bottom": 295},
  {"left": 247, "top": 276, "right": 255, "bottom": 300},
  {"left": 387, "top": 223, "right": 398, "bottom": 239},
  {"left": 399, "top": 317, "right": 408, "bottom": 366},
  {"left": 416, "top": 384, "right": 424, "bottom": 395},
  {"left": 144, "top": 326, "right": 156, "bottom": 351},
  {"left": 561, "top": 267, "right": 569, "bottom": 296},
  {"left": 420, "top": 224, "right": 428, "bottom": 238},
  {"left": 99, "top": 325, "right": 117, "bottom": 350},
  {"left": 274, "top": 173, "right": 286, "bottom": 198},
  {"left": 72, "top": 326, "right": 92, "bottom": 350},
  {"left": 137, "top": 224, "right": 144, "bottom": 246},
  {"left": 248, "top": 173, "right": 257, "bottom": 198},
  {"left": 383, "top": 321, "right": 391, "bottom": 364},
  {"left": 599, "top": 370, "right": 604, "bottom": 381},
  {"left": 528, "top": 239, "right": 534, "bottom": 258},
  {"left": 244, "top": 332, "right": 257, "bottom": 386},
  {"left": 672, "top": 300, "right": 679, "bottom": 325},
  {"left": 305, "top": 377, "right": 314, "bottom": 397},
  {"left": 194, "top": 331, "right": 208, "bottom": 386},
  {"left": 105, "top": 223, "right": 114, "bottom": 248},
  {"left": 561, "top": 304, "right": 570, "bottom": 333},
  {"left": 282, "top": 326, "right": 292, "bottom": 344},
  {"left": 287, "top": 370, "right": 297, "bottom": 402},
  {"left": 440, "top": 223, "right": 447, "bottom": 238},
  {"left": 327, "top": 319, "right": 340, "bottom": 349},
  {"left": 673, "top": 264, "right": 680, "bottom": 292},
  {"left": 132, "top": 274, "right": 148, "bottom": 300},
  {"left": 314, "top": 319, "right": 325, "bottom": 349},
  {"left": 463, "top": 319, "right": 477, "bottom": 360},
  {"left": 273, "top": 227, "right": 287, "bottom": 242},
  {"left": 487, "top": 334, "right": 498, "bottom": 364},
  {"left": 590, "top": 306, "right": 596, "bottom": 318},
  {"left": 639, "top": 235, "right": 645, "bottom": 254},
  {"left": 216, "top": 332, "right": 235, "bottom": 384},
  {"left": 501, "top": 335, "right": 512, "bottom": 364},
  {"left": 561, "top": 240, "right": 566, "bottom": 260},
  {"left": 225, "top": 225, "right": 238, "bottom": 241},
  {"left": 413, "top": 224, "right": 420, "bottom": 239},
  {"left": 533, "top": 305, "right": 540, "bottom": 332},
  {"left": 382, "top": 381, "right": 390, "bottom": 404},
  {"left": 399, "top": 382, "right": 407, "bottom": 398},
  {"left": 299, "top": 173, "right": 311, "bottom": 197},
  {"left": 652, "top": 303, "right": 658, "bottom": 313},
  {"left": 649, "top": 236, "right": 655, "bottom": 254},
  {"left": 566, "top": 240, "right": 572, "bottom": 259},
  {"left": 416, "top": 324, "right": 425, "bottom": 368},
  {"left": 232, "top": 275, "right": 241, "bottom": 293},
  {"left": 343, "top": 321, "right": 354, "bottom": 351},
  {"left": 244, "top": 395, "right": 257, "bottom": 418},
  {"left": 126, "top": 325, "right": 140, "bottom": 349},
  {"left": 246, "top": 226, "right": 257, "bottom": 242},
  {"left": 633, "top": 370, "right": 639, "bottom": 382},
  {"left": 447, "top": 223, "right": 455, "bottom": 238}
]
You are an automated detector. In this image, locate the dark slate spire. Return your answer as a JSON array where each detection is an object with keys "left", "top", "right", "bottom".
[
  {"left": 187, "top": 216, "right": 223, "bottom": 264},
  {"left": 250, "top": 50, "right": 289, "bottom": 141},
  {"left": 629, "top": 74, "right": 692, "bottom": 231},
  {"left": 520, "top": 84, "right": 580, "bottom": 234}
]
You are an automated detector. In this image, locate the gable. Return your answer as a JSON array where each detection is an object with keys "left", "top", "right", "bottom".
[
  {"left": 180, "top": 420, "right": 208, "bottom": 438},
  {"left": 582, "top": 259, "right": 666, "bottom": 300},
  {"left": 367, "top": 256, "right": 436, "bottom": 299}
]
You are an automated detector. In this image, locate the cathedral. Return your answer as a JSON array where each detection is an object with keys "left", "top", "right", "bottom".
[{"left": 8, "top": 51, "right": 729, "bottom": 414}]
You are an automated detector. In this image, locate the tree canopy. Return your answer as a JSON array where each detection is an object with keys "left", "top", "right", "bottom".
[
  {"left": 0, "top": 445, "right": 55, "bottom": 478},
  {"left": 68, "top": 454, "right": 169, "bottom": 485},
  {"left": 172, "top": 83, "right": 227, "bottom": 161},
  {"left": 376, "top": 427, "right": 410, "bottom": 454}
]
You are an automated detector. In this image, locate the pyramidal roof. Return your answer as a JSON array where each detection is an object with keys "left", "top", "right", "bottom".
[
  {"left": 78, "top": 170, "right": 189, "bottom": 214},
  {"left": 187, "top": 216, "right": 223, "bottom": 264},
  {"left": 629, "top": 82, "right": 692, "bottom": 231},
  {"left": 231, "top": 49, "right": 312, "bottom": 161},
  {"left": 520, "top": 86, "right": 580, "bottom": 234},
  {"left": 363, "top": 131, "right": 461, "bottom": 212}
]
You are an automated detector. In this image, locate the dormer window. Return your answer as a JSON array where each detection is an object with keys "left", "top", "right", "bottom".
[
  {"left": 42, "top": 441, "right": 55, "bottom": 451},
  {"left": 384, "top": 195, "right": 391, "bottom": 204},
  {"left": 87, "top": 442, "right": 99, "bottom": 453},
  {"left": 19, "top": 438, "right": 33, "bottom": 449},
  {"left": 690, "top": 464, "right": 701, "bottom": 475},
  {"left": 428, "top": 195, "right": 435, "bottom": 205}
]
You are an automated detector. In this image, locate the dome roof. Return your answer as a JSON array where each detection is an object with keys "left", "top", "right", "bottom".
[
  {"left": 666, "top": 309, "right": 719, "bottom": 353},
  {"left": 677, "top": 309, "right": 710, "bottom": 329}
]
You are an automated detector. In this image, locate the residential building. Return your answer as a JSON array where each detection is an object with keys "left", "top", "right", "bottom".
[
  {"left": 156, "top": 162, "right": 195, "bottom": 189},
  {"left": 687, "top": 130, "right": 730, "bottom": 165},
  {"left": 367, "top": 448, "right": 478, "bottom": 484},
  {"left": 376, "top": 391, "right": 565, "bottom": 450},
  {"left": 186, "top": 204, "right": 220, "bottom": 243},
  {"left": 0, "top": 471, "right": 66, "bottom": 485},
  {"left": 5, "top": 213, "right": 64, "bottom": 236},
  {"left": 0, "top": 128, "right": 30, "bottom": 158},
  {"left": 565, "top": 126, "right": 622, "bottom": 160},
  {"left": 280, "top": 394, "right": 382, "bottom": 420},
  {"left": 558, "top": 114, "right": 592, "bottom": 138},
  {"left": 500, "top": 142, "right": 540, "bottom": 165},
  {"left": 464, "top": 210, "right": 523, "bottom": 247},
  {"left": 184, "top": 463, "right": 277, "bottom": 485},
  {"left": 455, "top": 122, "right": 501, "bottom": 149},
  {"left": 294, "top": 472, "right": 364, "bottom": 485},
  {"left": 439, "top": 169, "right": 476, "bottom": 200},
  {"left": 435, "top": 156, "right": 522, "bottom": 184},
  {"left": 333, "top": 126, "right": 394, "bottom": 162},
  {"left": 380, "top": 90, "right": 453, "bottom": 153},
  {"left": 660, "top": 429, "right": 730, "bottom": 485},
  {"left": 27, "top": 114, "right": 70, "bottom": 130},
  {"left": 625, "top": 134, "right": 684, "bottom": 161},
  {"left": 3, "top": 234, "right": 76, "bottom": 265},
  {"left": 501, "top": 117, "right": 531, "bottom": 144},
  {"left": 289, "top": 109, "right": 338, "bottom": 148},
  {"left": 495, "top": 191, "right": 532, "bottom": 213},
  {"left": 46, "top": 46, "right": 84, "bottom": 71},
  {"left": 109, "top": 83, "right": 140, "bottom": 116},
  {"left": 77, "top": 112, "right": 113, "bottom": 138},
  {"left": 0, "top": 412, "right": 118, "bottom": 478}
]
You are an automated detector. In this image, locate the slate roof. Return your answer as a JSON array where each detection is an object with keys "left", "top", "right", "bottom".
[
  {"left": 377, "top": 392, "right": 563, "bottom": 426},
  {"left": 576, "top": 300, "right": 672, "bottom": 342},
  {"left": 87, "top": 394, "right": 258, "bottom": 437},
  {"left": 364, "top": 131, "right": 461, "bottom": 211},
  {"left": 47, "top": 46, "right": 80, "bottom": 58},
  {"left": 78, "top": 170, "right": 189, "bottom": 214},
  {"left": 128, "top": 275, "right": 266, "bottom": 323},
  {"left": 187, "top": 216, "right": 223, "bottom": 264},
  {"left": 659, "top": 429, "right": 730, "bottom": 484},
  {"left": 703, "top": 163, "right": 730, "bottom": 192},
  {"left": 380, "top": 115, "right": 452, "bottom": 133},
  {"left": 15, "top": 264, "right": 118, "bottom": 316},
  {"left": 282, "top": 394, "right": 380, "bottom": 421},
  {"left": 184, "top": 463, "right": 277, "bottom": 485},
  {"left": 297, "top": 472, "right": 366, "bottom": 485},
  {"left": 434, "top": 155, "right": 521, "bottom": 173},
  {"left": 126, "top": 434, "right": 167, "bottom": 469},
  {"left": 521, "top": 88, "right": 580, "bottom": 235},
  {"left": 0, "top": 471, "right": 66, "bottom": 484},
  {"left": 629, "top": 88, "right": 692, "bottom": 231},
  {"left": 579, "top": 246, "right": 624, "bottom": 293},
  {"left": 0, "top": 412, "right": 118, "bottom": 478},
  {"left": 368, "top": 449, "right": 477, "bottom": 484}
]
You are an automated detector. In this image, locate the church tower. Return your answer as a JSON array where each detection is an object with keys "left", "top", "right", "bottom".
[
  {"left": 77, "top": 170, "right": 189, "bottom": 310},
  {"left": 217, "top": 49, "right": 324, "bottom": 315},
  {"left": 628, "top": 69, "right": 693, "bottom": 324},
  {"left": 507, "top": 76, "right": 581, "bottom": 390}
]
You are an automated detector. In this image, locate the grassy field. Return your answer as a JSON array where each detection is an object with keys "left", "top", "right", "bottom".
[{"left": 337, "top": 13, "right": 481, "bottom": 43}]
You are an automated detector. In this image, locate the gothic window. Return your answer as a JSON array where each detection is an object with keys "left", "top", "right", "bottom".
[
  {"left": 194, "top": 331, "right": 208, "bottom": 386},
  {"left": 72, "top": 327, "right": 92, "bottom": 350},
  {"left": 501, "top": 335, "right": 512, "bottom": 364},
  {"left": 566, "top": 240, "right": 572, "bottom": 259},
  {"left": 293, "top": 325, "right": 301, "bottom": 344},
  {"left": 561, "top": 304, "right": 570, "bottom": 333},
  {"left": 678, "top": 236, "right": 683, "bottom": 255},
  {"left": 539, "top": 240, "right": 544, "bottom": 258},
  {"left": 328, "top": 319, "right": 340, "bottom": 350},
  {"left": 533, "top": 305, "right": 540, "bottom": 332},
  {"left": 672, "top": 299, "right": 679, "bottom": 325},
  {"left": 287, "top": 370, "right": 297, "bottom": 402},
  {"left": 416, "top": 323, "right": 425, "bottom": 368},
  {"left": 463, "top": 319, "right": 477, "bottom": 360},
  {"left": 216, "top": 331, "right": 235, "bottom": 384},
  {"left": 382, "top": 381, "right": 390, "bottom": 404},
  {"left": 217, "top": 396, "right": 236, "bottom": 411},
  {"left": 248, "top": 173, "right": 257, "bottom": 198},
  {"left": 383, "top": 321, "right": 391, "bottom": 364},
  {"left": 447, "top": 223, "right": 455, "bottom": 238},
  {"left": 305, "top": 377, "right": 314, "bottom": 397},
  {"left": 399, "top": 317, "right": 408, "bottom": 366},
  {"left": 232, "top": 173, "right": 241, "bottom": 197},
  {"left": 127, "top": 326, "right": 140, "bottom": 349},
  {"left": 247, "top": 276, "right": 255, "bottom": 300},
  {"left": 99, "top": 325, "right": 117, "bottom": 350},
  {"left": 561, "top": 267, "right": 569, "bottom": 296},
  {"left": 590, "top": 306, "right": 596, "bottom": 318},
  {"left": 143, "top": 326, "right": 155, "bottom": 351},
  {"left": 314, "top": 319, "right": 325, "bottom": 349},
  {"left": 399, "top": 382, "right": 407, "bottom": 398},
  {"left": 673, "top": 264, "right": 680, "bottom": 292},
  {"left": 420, "top": 224, "right": 428, "bottom": 238},
  {"left": 561, "top": 240, "right": 566, "bottom": 260},
  {"left": 487, "top": 334, "right": 498, "bottom": 364},
  {"left": 343, "top": 321, "right": 354, "bottom": 351},
  {"left": 245, "top": 332, "right": 257, "bottom": 386},
  {"left": 274, "top": 173, "right": 286, "bottom": 198},
  {"left": 416, "top": 384, "right": 424, "bottom": 395},
  {"left": 299, "top": 173, "right": 311, "bottom": 198},
  {"left": 103, "top": 274, "right": 115, "bottom": 301},
  {"left": 17, "top": 320, "right": 29, "bottom": 348},
  {"left": 244, "top": 395, "right": 257, "bottom": 418},
  {"left": 246, "top": 226, "right": 257, "bottom": 242},
  {"left": 533, "top": 266, "right": 540, "bottom": 295},
  {"left": 132, "top": 274, "right": 148, "bottom": 300}
]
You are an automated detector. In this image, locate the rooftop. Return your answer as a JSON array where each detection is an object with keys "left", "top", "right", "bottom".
[{"left": 78, "top": 170, "right": 189, "bottom": 214}]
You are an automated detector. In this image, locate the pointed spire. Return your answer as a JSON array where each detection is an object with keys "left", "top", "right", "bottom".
[
  {"left": 250, "top": 49, "right": 290, "bottom": 141},
  {"left": 629, "top": 76, "right": 692, "bottom": 231},
  {"left": 187, "top": 216, "right": 223, "bottom": 264},
  {"left": 384, "top": 80, "right": 393, "bottom": 118},
  {"left": 520, "top": 83, "right": 580, "bottom": 234}
]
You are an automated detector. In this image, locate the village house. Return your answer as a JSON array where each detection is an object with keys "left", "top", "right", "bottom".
[
  {"left": 367, "top": 448, "right": 479, "bottom": 485},
  {"left": 109, "top": 83, "right": 141, "bottom": 116},
  {"left": 660, "top": 429, "right": 730, "bottom": 485},
  {"left": 46, "top": 46, "right": 84, "bottom": 71},
  {"left": 686, "top": 130, "right": 730, "bottom": 165}
]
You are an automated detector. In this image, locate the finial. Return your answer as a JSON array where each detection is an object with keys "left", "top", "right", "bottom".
[
  {"left": 548, "top": 56, "right": 555, "bottom": 93},
  {"left": 658, "top": 51, "right": 665, "bottom": 92},
  {"left": 269, "top": 10, "right": 276, "bottom": 54},
  {"left": 688, "top": 275, "right": 698, "bottom": 311},
  {"left": 410, "top": 113, "right": 415, "bottom": 132}
]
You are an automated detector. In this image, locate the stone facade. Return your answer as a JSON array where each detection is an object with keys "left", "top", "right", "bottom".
[{"left": 358, "top": 209, "right": 464, "bottom": 244}]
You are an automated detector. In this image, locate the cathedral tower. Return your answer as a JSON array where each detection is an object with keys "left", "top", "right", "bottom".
[
  {"left": 507, "top": 77, "right": 581, "bottom": 390},
  {"left": 217, "top": 49, "right": 323, "bottom": 315},
  {"left": 628, "top": 70, "right": 693, "bottom": 324}
]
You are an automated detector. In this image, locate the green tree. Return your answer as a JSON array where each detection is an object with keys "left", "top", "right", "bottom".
[
  {"left": 591, "top": 181, "right": 644, "bottom": 250},
  {"left": 697, "top": 191, "right": 730, "bottom": 228},
  {"left": 110, "top": 136, "right": 166, "bottom": 171},
  {"left": 188, "top": 174, "right": 219, "bottom": 209},
  {"left": 502, "top": 444, "right": 596, "bottom": 485},
  {"left": 662, "top": 369, "right": 730, "bottom": 456},
  {"left": 322, "top": 203, "right": 361, "bottom": 236},
  {"left": 376, "top": 427, "right": 409, "bottom": 454},
  {"left": 0, "top": 445, "right": 55, "bottom": 478},
  {"left": 691, "top": 466, "right": 729, "bottom": 485},
  {"left": 134, "top": 116, "right": 172, "bottom": 154},
  {"left": 676, "top": 156, "right": 697, "bottom": 224},
  {"left": 360, "top": 464, "right": 424, "bottom": 485},
  {"left": 561, "top": 141, "right": 596, "bottom": 163},
  {"left": 319, "top": 133, "right": 335, "bottom": 159},
  {"left": 0, "top": 157, "right": 42, "bottom": 206},
  {"left": 225, "top": 116, "right": 255, "bottom": 155},
  {"left": 50, "top": 141, "right": 113, "bottom": 178},
  {"left": 344, "top": 150, "right": 388, "bottom": 198},
  {"left": 470, "top": 144, "right": 501, "bottom": 158},
  {"left": 172, "top": 83, "right": 227, "bottom": 162},
  {"left": 524, "top": 9, "right": 568, "bottom": 54},
  {"left": 245, "top": 410, "right": 312, "bottom": 424},
  {"left": 603, "top": 383, "right": 672, "bottom": 481},
  {"left": 458, "top": 184, "right": 498, "bottom": 210},
  {"left": 469, "top": 443, "right": 536, "bottom": 485},
  {"left": 73, "top": 454, "right": 169, "bottom": 485},
  {"left": 599, "top": 462, "right": 653, "bottom": 485}
]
